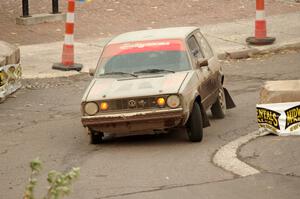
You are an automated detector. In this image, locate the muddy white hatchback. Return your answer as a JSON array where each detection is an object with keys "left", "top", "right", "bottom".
[{"left": 81, "top": 27, "right": 235, "bottom": 144}]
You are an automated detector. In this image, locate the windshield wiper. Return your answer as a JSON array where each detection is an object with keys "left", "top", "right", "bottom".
[
  {"left": 100, "top": 72, "right": 138, "bottom": 77},
  {"left": 134, "top": 69, "right": 175, "bottom": 74}
]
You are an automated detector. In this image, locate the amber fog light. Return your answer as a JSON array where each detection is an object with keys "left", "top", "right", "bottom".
[
  {"left": 100, "top": 102, "right": 109, "bottom": 111},
  {"left": 167, "top": 95, "right": 180, "bottom": 108},
  {"left": 84, "top": 102, "right": 99, "bottom": 116},
  {"left": 157, "top": 97, "right": 166, "bottom": 107}
]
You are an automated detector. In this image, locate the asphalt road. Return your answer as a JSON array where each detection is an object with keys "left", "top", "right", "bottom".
[{"left": 0, "top": 50, "right": 299, "bottom": 199}]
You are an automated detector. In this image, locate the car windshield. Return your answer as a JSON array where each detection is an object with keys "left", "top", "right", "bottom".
[{"left": 95, "top": 39, "right": 190, "bottom": 77}]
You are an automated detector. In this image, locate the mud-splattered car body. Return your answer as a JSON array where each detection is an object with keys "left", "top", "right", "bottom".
[{"left": 81, "top": 27, "right": 235, "bottom": 143}]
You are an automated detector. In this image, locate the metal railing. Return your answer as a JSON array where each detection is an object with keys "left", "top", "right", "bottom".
[{"left": 21, "top": 0, "right": 60, "bottom": 17}]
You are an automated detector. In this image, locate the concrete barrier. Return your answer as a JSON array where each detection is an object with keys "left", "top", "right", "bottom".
[
  {"left": 259, "top": 80, "right": 300, "bottom": 104},
  {"left": 0, "top": 41, "right": 20, "bottom": 66},
  {"left": 0, "top": 41, "right": 22, "bottom": 103},
  {"left": 16, "top": 13, "right": 66, "bottom": 26},
  {"left": 257, "top": 80, "right": 300, "bottom": 136}
]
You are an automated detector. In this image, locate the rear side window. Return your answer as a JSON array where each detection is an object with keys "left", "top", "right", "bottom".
[
  {"left": 187, "top": 36, "right": 204, "bottom": 58},
  {"left": 196, "top": 32, "right": 213, "bottom": 59}
]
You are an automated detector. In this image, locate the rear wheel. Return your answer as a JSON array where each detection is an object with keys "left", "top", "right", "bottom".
[
  {"left": 211, "top": 87, "right": 226, "bottom": 119},
  {"left": 89, "top": 129, "right": 104, "bottom": 144},
  {"left": 186, "top": 102, "right": 203, "bottom": 142}
]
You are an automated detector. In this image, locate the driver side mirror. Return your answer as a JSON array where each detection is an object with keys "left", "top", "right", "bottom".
[
  {"left": 89, "top": 68, "right": 96, "bottom": 76},
  {"left": 196, "top": 58, "right": 208, "bottom": 68}
]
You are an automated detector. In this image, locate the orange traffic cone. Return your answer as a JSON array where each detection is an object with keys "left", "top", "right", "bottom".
[
  {"left": 53, "top": 0, "right": 82, "bottom": 71},
  {"left": 246, "top": 0, "right": 275, "bottom": 45}
]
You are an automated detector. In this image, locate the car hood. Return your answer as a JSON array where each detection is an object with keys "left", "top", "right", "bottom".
[{"left": 84, "top": 71, "right": 189, "bottom": 101}]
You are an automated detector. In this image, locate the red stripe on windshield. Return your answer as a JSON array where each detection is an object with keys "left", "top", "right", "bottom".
[{"left": 103, "top": 39, "right": 186, "bottom": 57}]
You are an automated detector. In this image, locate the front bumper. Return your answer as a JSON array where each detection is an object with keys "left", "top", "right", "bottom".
[{"left": 81, "top": 108, "right": 185, "bottom": 133}]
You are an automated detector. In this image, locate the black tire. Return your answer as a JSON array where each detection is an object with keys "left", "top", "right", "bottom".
[
  {"left": 186, "top": 102, "right": 203, "bottom": 142},
  {"left": 211, "top": 87, "right": 226, "bottom": 119},
  {"left": 89, "top": 129, "right": 104, "bottom": 144}
]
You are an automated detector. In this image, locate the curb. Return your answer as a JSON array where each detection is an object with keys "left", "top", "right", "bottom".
[
  {"left": 213, "top": 130, "right": 270, "bottom": 177},
  {"left": 218, "top": 40, "right": 300, "bottom": 60},
  {"left": 22, "top": 72, "right": 80, "bottom": 80}
]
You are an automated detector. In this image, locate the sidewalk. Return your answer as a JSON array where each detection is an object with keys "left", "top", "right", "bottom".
[
  {"left": 203, "top": 12, "right": 300, "bottom": 59},
  {"left": 20, "top": 12, "right": 300, "bottom": 79}
]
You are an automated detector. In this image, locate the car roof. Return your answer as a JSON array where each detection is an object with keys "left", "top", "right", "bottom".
[{"left": 108, "top": 27, "right": 199, "bottom": 44}]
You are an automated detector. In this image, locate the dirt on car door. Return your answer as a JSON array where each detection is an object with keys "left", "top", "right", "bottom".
[
  {"left": 186, "top": 34, "right": 212, "bottom": 109},
  {"left": 195, "top": 31, "right": 221, "bottom": 105}
]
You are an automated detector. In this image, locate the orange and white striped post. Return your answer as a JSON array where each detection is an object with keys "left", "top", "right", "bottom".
[
  {"left": 53, "top": 0, "right": 83, "bottom": 71},
  {"left": 246, "top": 0, "right": 275, "bottom": 45}
]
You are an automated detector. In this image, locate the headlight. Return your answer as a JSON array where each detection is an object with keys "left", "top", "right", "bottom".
[
  {"left": 84, "top": 102, "right": 99, "bottom": 115},
  {"left": 167, "top": 95, "right": 180, "bottom": 108}
]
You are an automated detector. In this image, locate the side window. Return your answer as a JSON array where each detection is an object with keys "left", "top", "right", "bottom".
[
  {"left": 196, "top": 32, "right": 213, "bottom": 59},
  {"left": 187, "top": 36, "right": 204, "bottom": 59}
]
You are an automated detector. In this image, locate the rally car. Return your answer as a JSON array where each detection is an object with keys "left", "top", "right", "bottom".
[{"left": 81, "top": 27, "right": 235, "bottom": 144}]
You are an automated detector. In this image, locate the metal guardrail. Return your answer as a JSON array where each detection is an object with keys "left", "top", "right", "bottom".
[{"left": 0, "top": 64, "right": 22, "bottom": 103}]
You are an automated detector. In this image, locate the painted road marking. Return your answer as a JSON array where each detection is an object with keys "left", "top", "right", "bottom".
[{"left": 213, "top": 130, "right": 270, "bottom": 177}]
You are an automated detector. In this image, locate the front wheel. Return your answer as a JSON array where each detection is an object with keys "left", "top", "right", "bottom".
[
  {"left": 89, "top": 129, "right": 104, "bottom": 144},
  {"left": 186, "top": 102, "right": 203, "bottom": 142},
  {"left": 211, "top": 87, "right": 226, "bottom": 119}
]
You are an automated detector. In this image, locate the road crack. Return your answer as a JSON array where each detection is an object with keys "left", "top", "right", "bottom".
[{"left": 97, "top": 177, "right": 237, "bottom": 199}]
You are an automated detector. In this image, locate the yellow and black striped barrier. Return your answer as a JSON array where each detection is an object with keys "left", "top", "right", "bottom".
[{"left": 0, "top": 64, "right": 22, "bottom": 103}]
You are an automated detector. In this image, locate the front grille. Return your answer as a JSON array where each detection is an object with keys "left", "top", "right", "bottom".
[{"left": 100, "top": 96, "right": 167, "bottom": 111}]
